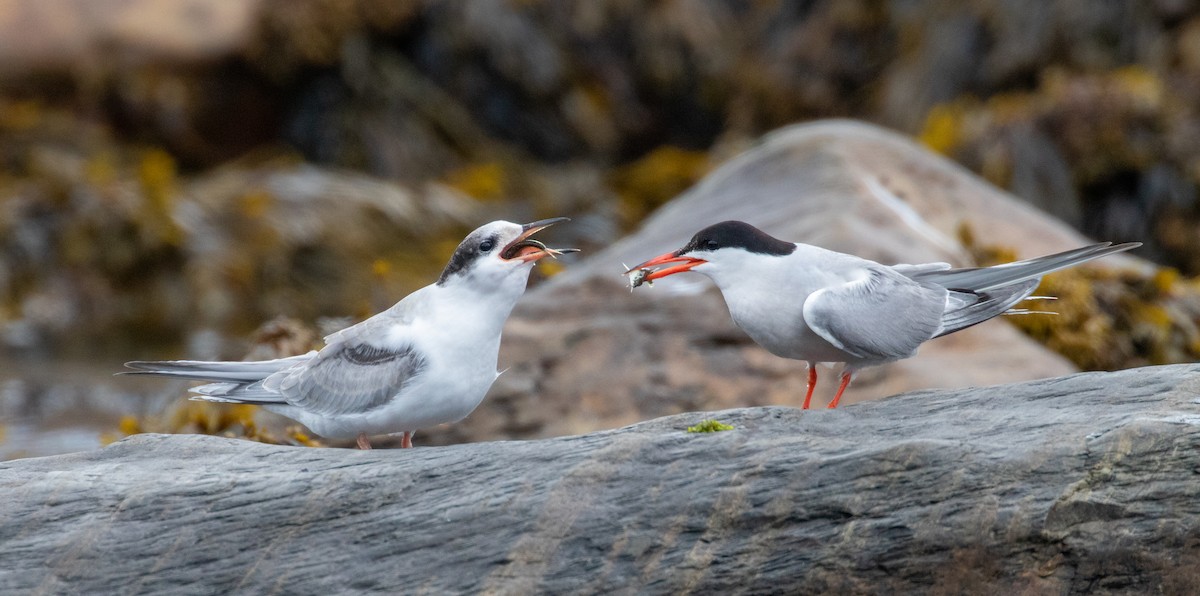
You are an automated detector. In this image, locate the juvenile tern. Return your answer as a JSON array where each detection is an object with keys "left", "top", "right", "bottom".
[
  {"left": 627, "top": 220, "right": 1139, "bottom": 408},
  {"left": 125, "top": 218, "right": 578, "bottom": 449}
]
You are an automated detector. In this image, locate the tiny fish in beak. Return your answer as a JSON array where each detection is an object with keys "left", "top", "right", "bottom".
[
  {"left": 623, "top": 264, "right": 654, "bottom": 291},
  {"left": 501, "top": 217, "right": 580, "bottom": 263},
  {"left": 623, "top": 252, "right": 707, "bottom": 288}
]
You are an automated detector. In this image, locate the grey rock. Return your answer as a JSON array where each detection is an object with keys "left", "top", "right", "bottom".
[{"left": 3, "top": 364, "right": 1200, "bottom": 594}]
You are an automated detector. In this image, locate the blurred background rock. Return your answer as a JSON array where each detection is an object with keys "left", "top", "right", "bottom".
[{"left": 1, "top": 0, "right": 1197, "bottom": 456}]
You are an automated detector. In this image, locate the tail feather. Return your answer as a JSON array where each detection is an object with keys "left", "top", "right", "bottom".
[
  {"left": 121, "top": 369, "right": 267, "bottom": 383},
  {"left": 902, "top": 241, "right": 1139, "bottom": 338},
  {"left": 935, "top": 279, "right": 1040, "bottom": 338},
  {"left": 190, "top": 381, "right": 287, "bottom": 404},
  {"left": 121, "top": 353, "right": 312, "bottom": 404},
  {"left": 910, "top": 242, "right": 1140, "bottom": 292},
  {"left": 121, "top": 353, "right": 313, "bottom": 383}
]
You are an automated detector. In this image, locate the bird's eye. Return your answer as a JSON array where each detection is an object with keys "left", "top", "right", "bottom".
[
  {"left": 705, "top": 240, "right": 719, "bottom": 251},
  {"left": 479, "top": 239, "right": 495, "bottom": 252}
]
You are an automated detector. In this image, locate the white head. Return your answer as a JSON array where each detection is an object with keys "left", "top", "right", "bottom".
[
  {"left": 436, "top": 218, "right": 576, "bottom": 299},
  {"left": 627, "top": 220, "right": 795, "bottom": 289}
]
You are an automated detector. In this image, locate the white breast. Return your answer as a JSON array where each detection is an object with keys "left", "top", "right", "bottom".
[{"left": 707, "top": 246, "right": 870, "bottom": 363}]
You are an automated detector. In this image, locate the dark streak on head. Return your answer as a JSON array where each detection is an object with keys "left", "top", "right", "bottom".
[
  {"left": 677, "top": 221, "right": 796, "bottom": 257},
  {"left": 437, "top": 230, "right": 501, "bottom": 285}
]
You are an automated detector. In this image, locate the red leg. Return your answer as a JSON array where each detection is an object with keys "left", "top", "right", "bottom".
[
  {"left": 802, "top": 364, "right": 817, "bottom": 410},
  {"left": 401, "top": 431, "right": 413, "bottom": 449},
  {"left": 356, "top": 432, "right": 372, "bottom": 450},
  {"left": 829, "top": 371, "right": 853, "bottom": 408}
]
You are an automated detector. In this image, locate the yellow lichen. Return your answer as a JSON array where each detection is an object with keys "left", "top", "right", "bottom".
[
  {"left": 0, "top": 99, "right": 42, "bottom": 131},
  {"left": 118, "top": 415, "right": 142, "bottom": 436},
  {"left": 1152, "top": 267, "right": 1180, "bottom": 295},
  {"left": 239, "top": 189, "right": 275, "bottom": 219},
  {"left": 287, "top": 426, "right": 323, "bottom": 447},
  {"left": 1013, "top": 271, "right": 1120, "bottom": 369},
  {"left": 1111, "top": 65, "right": 1164, "bottom": 111},
  {"left": 84, "top": 151, "right": 119, "bottom": 187},
  {"left": 136, "top": 148, "right": 183, "bottom": 246},
  {"left": 963, "top": 229, "right": 1200, "bottom": 370},
  {"left": 919, "top": 101, "right": 968, "bottom": 154},
  {"left": 113, "top": 399, "right": 323, "bottom": 448},
  {"left": 611, "top": 146, "right": 710, "bottom": 228},
  {"left": 138, "top": 149, "right": 177, "bottom": 209},
  {"left": 537, "top": 260, "right": 566, "bottom": 277},
  {"left": 372, "top": 258, "right": 392, "bottom": 278},
  {"left": 445, "top": 162, "right": 507, "bottom": 201},
  {"left": 984, "top": 93, "right": 1034, "bottom": 125}
]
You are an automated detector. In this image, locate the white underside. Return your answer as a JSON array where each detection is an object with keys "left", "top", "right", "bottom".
[{"left": 705, "top": 245, "right": 920, "bottom": 368}]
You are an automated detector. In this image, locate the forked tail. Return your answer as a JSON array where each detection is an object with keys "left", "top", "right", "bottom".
[
  {"left": 121, "top": 353, "right": 313, "bottom": 404},
  {"left": 902, "top": 241, "right": 1140, "bottom": 337}
]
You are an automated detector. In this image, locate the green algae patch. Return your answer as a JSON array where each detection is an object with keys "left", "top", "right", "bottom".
[{"left": 687, "top": 419, "right": 735, "bottom": 433}]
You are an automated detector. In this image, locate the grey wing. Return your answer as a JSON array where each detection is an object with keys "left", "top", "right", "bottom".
[
  {"left": 323, "top": 286, "right": 429, "bottom": 345},
  {"left": 803, "top": 268, "right": 948, "bottom": 361},
  {"left": 891, "top": 262, "right": 951, "bottom": 276},
  {"left": 906, "top": 242, "right": 1139, "bottom": 291},
  {"left": 265, "top": 340, "right": 429, "bottom": 416}
]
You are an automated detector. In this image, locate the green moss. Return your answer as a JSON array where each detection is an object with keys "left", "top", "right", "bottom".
[{"left": 687, "top": 419, "right": 735, "bottom": 433}]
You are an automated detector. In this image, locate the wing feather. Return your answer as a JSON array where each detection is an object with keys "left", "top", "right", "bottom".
[
  {"left": 267, "top": 341, "right": 428, "bottom": 416},
  {"left": 803, "top": 268, "right": 947, "bottom": 360}
]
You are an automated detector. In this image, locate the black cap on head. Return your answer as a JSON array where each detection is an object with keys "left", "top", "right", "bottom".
[
  {"left": 438, "top": 228, "right": 501, "bottom": 285},
  {"left": 677, "top": 221, "right": 796, "bottom": 256}
]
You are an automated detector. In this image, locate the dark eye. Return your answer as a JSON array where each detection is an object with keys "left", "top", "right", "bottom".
[
  {"left": 705, "top": 240, "right": 719, "bottom": 251},
  {"left": 479, "top": 239, "right": 495, "bottom": 252}
]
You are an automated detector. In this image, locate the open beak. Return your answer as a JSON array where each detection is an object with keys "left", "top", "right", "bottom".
[
  {"left": 501, "top": 217, "right": 580, "bottom": 263},
  {"left": 626, "top": 251, "right": 707, "bottom": 281}
]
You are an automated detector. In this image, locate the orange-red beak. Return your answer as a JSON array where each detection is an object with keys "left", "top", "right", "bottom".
[
  {"left": 501, "top": 217, "right": 579, "bottom": 263},
  {"left": 626, "top": 251, "right": 707, "bottom": 281}
]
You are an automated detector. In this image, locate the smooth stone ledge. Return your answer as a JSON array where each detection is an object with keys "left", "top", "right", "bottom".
[{"left": 2, "top": 364, "right": 1199, "bottom": 594}]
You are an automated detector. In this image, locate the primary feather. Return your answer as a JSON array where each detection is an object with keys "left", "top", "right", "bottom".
[{"left": 900, "top": 242, "right": 1139, "bottom": 338}]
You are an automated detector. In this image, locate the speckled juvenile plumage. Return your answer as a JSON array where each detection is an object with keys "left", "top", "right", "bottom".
[{"left": 125, "top": 218, "right": 576, "bottom": 448}]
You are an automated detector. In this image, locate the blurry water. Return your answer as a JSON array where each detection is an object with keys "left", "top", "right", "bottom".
[{"left": 0, "top": 355, "right": 177, "bottom": 460}]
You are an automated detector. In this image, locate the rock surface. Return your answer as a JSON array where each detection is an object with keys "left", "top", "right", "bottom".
[
  {"left": 424, "top": 120, "right": 1143, "bottom": 446},
  {"left": 3, "top": 364, "right": 1200, "bottom": 594}
]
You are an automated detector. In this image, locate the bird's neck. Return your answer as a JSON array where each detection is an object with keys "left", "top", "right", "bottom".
[{"left": 431, "top": 278, "right": 525, "bottom": 334}]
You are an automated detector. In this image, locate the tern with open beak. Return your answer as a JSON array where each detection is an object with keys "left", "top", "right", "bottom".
[
  {"left": 627, "top": 220, "right": 1139, "bottom": 409},
  {"left": 125, "top": 218, "right": 578, "bottom": 449}
]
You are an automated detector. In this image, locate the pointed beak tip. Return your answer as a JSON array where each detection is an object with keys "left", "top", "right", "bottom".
[
  {"left": 521, "top": 216, "right": 570, "bottom": 231},
  {"left": 504, "top": 217, "right": 576, "bottom": 261}
]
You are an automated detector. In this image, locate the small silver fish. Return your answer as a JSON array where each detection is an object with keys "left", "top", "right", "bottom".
[{"left": 623, "top": 264, "right": 654, "bottom": 291}]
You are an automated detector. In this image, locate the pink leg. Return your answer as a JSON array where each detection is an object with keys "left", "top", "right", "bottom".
[
  {"left": 401, "top": 431, "right": 413, "bottom": 449},
  {"left": 356, "top": 432, "right": 372, "bottom": 450},
  {"left": 829, "top": 371, "right": 853, "bottom": 408},
  {"left": 802, "top": 364, "right": 817, "bottom": 410}
]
